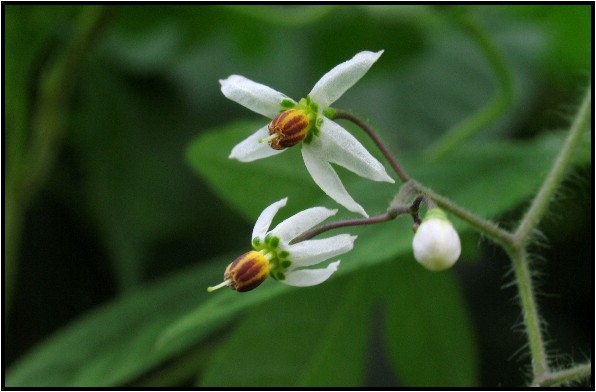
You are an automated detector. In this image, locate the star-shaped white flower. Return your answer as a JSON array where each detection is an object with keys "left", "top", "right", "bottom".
[
  {"left": 208, "top": 197, "right": 356, "bottom": 292},
  {"left": 220, "top": 50, "right": 394, "bottom": 217}
]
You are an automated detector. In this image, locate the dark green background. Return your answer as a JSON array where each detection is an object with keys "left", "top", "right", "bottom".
[{"left": 4, "top": 5, "right": 591, "bottom": 387}]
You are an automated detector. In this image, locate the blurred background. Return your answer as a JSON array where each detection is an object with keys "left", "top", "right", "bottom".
[{"left": 4, "top": 4, "right": 591, "bottom": 387}]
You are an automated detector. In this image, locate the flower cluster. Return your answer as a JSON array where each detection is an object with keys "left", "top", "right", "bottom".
[
  {"left": 208, "top": 198, "right": 356, "bottom": 292},
  {"left": 210, "top": 50, "right": 462, "bottom": 293}
]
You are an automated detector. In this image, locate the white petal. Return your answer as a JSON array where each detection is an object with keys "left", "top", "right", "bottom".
[
  {"left": 229, "top": 125, "right": 286, "bottom": 162},
  {"left": 220, "top": 75, "right": 295, "bottom": 118},
  {"left": 308, "top": 50, "right": 384, "bottom": 108},
  {"left": 301, "top": 142, "right": 368, "bottom": 217},
  {"left": 285, "top": 234, "right": 356, "bottom": 269},
  {"left": 271, "top": 206, "right": 337, "bottom": 242},
  {"left": 319, "top": 119, "right": 394, "bottom": 183},
  {"left": 252, "top": 197, "right": 288, "bottom": 240},
  {"left": 282, "top": 261, "right": 341, "bottom": 287}
]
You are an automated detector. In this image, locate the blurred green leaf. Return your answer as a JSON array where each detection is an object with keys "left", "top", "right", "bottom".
[
  {"left": 5, "top": 5, "right": 81, "bottom": 164},
  {"left": 5, "top": 253, "right": 235, "bottom": 387},
  {"left": 199, "top": 273, "right": 370, "bottom": 387},
  {"left": 382, "top": 256, "right": 477, "bottom": 386},
  {"left": 503, "top": 5, "right": 591, "bottom": 79},
  {"left": 200, "top": 254, "right": 478, "bottom": 387},
  {"left": 70, "top": 60, "right": 249, "bottom": 289}
]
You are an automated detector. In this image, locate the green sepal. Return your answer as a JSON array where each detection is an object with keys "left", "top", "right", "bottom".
[
  {"left": 323, "top": 106, "right": 336, "bottom": 118},
  {"left": 269, "top": 236, "right": 280, "bottom": 248},
  {"left": 280, "top": 99, "right": 296, "bottom": 109},
  {"left": 424, "top": 208, "right": 448, "bottom": 222}
]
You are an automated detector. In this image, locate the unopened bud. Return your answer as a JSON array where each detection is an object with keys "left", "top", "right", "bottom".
[{"left": 412, "top": 208, "right": 461, "bottom": 271}]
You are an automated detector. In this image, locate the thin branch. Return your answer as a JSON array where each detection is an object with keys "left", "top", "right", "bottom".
[
  {"left": 332, "top": 109, "right": 410, "bottom": 183},
  {"left": 291, "top": 197, "right": 423, "bottom": 244},
  {"left": 514, "top": 84, "right": 591, "bottom": 247}
]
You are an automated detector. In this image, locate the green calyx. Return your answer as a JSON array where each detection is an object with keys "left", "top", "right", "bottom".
[
  {"left": 252, "top": 234, "right": 292, "bottom": 279},
  {"left": 423, "top": 208, "right": 449, "bottom": 222},
  {"left": 281, "top": 96, "right": 322, "bottom": 145}
]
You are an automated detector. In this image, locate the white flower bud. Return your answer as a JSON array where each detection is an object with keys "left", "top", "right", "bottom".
[{"left": 412, "top": 208, "right": 461, "bottom": 271}]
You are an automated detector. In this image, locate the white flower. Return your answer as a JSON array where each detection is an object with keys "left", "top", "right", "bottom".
[
  {"left": 208, "top": 197, "right": 356, "bottom": 292},
  {"left": 220, "top": 50, "right": 394, "bottom": 217},
  {"left": 412, "top": 208, "right": 461, "bottom": 271}
]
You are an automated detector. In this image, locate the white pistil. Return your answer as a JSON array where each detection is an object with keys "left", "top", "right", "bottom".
[
  {"left": 258, "top": 134, "right": 278, "bottom": 144},
  {"left": 207, "top": 279, "right": 231, "bottom": 292}
]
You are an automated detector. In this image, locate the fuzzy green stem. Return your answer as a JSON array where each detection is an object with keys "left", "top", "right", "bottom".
[
  {"left": 506, "top": 84, "right": 591, "bottom": 382},
  {"left": 534, "top": 362, "right": 592, "bottom": 387},
  {"left": 426, "top": 9, "right": 514, "bottom": 160},
  {"left": 509, "top": 248, "right": 549, "bottom": 379},
  {"left": 513, "top": 85, "right": 591, "bottom": 247},
  {"left": 333, "top": 86, "right": 590, "bottom": 384},
  {"left": 332, "top": 109, "right": 410, "bottom": 183}
]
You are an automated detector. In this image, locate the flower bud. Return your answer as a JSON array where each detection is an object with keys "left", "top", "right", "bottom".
[
  {"left": 267, "top": 109, "right": 311, "bottom": 150},
  {"left": 412, "top": 208, "right": 461, "bottom": 271},
  {"left": 208, "top": 250, "right": 270, "bottom": 293}
]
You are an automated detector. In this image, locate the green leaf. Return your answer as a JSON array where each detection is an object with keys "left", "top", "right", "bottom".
[
  {"left": 199, "top": 253, "right": 477, "bottom": 387},
  {"left": 5, "top": 253, "right": 236, "bottom": 387},
  {"left": 70, "top": 62, "right": 249, "bottom": 289},
  {"left": 381, "top": 256, "right": 477, "bottom": 386},
  {"left": 199, "top": 273, "right": 370, "bottom": 387}
]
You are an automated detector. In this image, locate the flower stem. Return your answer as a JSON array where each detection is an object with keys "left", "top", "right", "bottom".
[
  {"left": 291, "top": 197, "right": 423, "bottom": 243},
  {"left": 332, "top": 109, "right": 410, "bottom": 182},
  {"left": 409, "top": 180, "right": 515, "bottom": 250},
  {"left": 331, "top": 108, "right": 514, "bottom": 249}
]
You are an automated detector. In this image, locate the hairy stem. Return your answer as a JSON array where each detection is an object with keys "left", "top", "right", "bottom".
[
  {"left": 509, "top": 248, "right": 549, "bottom": 379},
  {"left": 513, "top": 85, "right": 591, "bottom": 247},
  {"left": 332, "top": 79, "right": 590, "bottom": 385},
  {"left": 507, "top": 84, "right": 591, "bottom": 382},
  {"left": 534, "top": 362, "right": 592, "bottom": 387}
]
